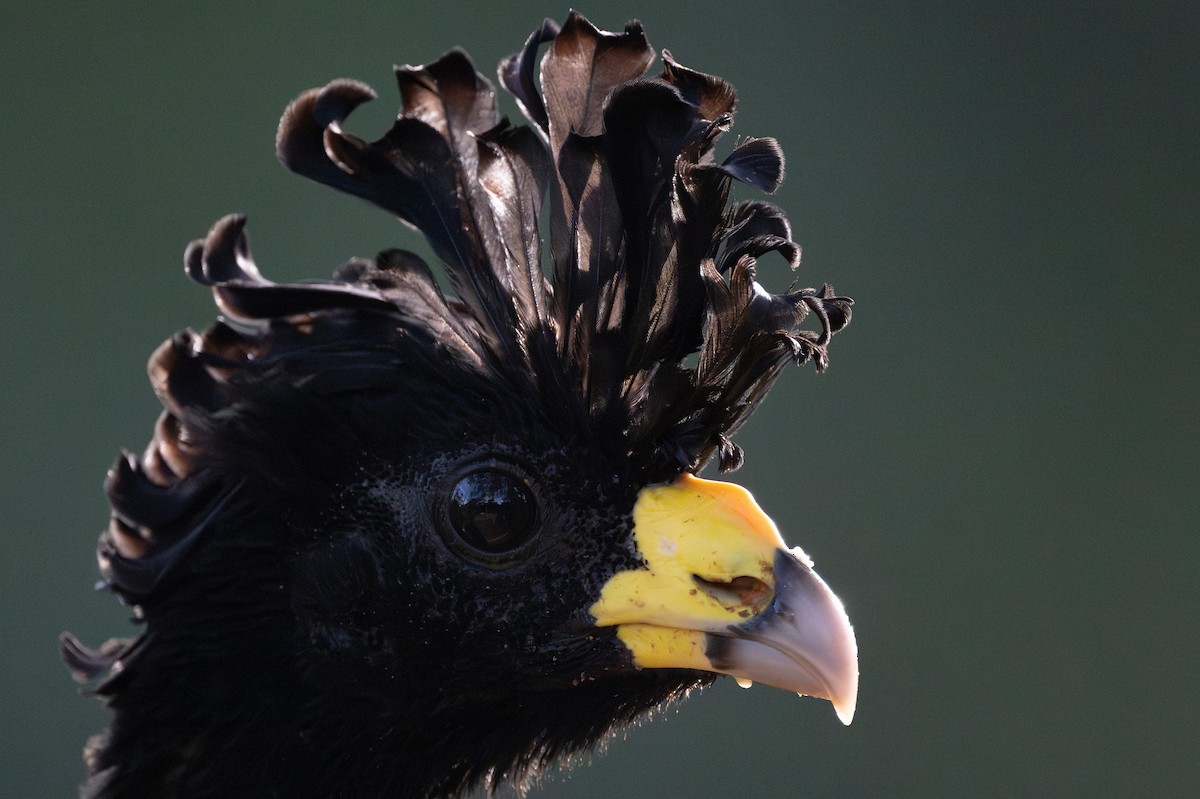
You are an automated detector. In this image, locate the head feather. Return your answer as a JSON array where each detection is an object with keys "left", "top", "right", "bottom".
[
  {"left": 75, "top": 9, "right": 852, "bottom": 618},
  {"left": 65, "top": 16, "right": 853, "bottom": 797}
]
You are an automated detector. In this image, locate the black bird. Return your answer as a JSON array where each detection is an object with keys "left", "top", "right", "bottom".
[{"left": 63, "top": 13, "right": 856, "bottom": 799}]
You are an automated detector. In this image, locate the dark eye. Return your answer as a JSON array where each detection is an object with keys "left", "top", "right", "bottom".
[{"left": 446, "top": 468, "right": 538, "bottom": 558}]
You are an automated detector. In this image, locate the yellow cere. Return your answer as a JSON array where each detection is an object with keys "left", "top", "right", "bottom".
[
  {"left": 590, "top": 473, "right": 787, "bottom": 633},
  {"left": 612, "top": 626, "right": 710, "bottom": 670}
]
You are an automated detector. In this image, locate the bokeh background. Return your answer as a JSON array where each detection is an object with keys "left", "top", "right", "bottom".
[{"left": 3, "top": 1, "right": 1196, "bottom": 796}]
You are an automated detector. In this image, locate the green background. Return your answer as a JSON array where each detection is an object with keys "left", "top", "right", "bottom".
[{"left": 3, "top": 1, "right": 1196, "bottom": 796}]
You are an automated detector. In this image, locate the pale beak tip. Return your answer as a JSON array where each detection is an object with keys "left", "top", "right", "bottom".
[{"left": 833, "top": 692, "right": 857, "bottom": 725}]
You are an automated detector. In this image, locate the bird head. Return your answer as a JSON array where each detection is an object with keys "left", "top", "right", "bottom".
[{"left": 64, "top": 12, "right": 855, "bottom": 799}]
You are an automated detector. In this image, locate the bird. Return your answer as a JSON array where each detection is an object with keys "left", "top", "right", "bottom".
[{"left": 62, "top": 12, "right": 856, "bottom": 799}]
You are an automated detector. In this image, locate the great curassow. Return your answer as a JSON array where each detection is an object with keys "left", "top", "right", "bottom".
[{"left": 62, "top": 12, "right": 857, "bottom": 799}]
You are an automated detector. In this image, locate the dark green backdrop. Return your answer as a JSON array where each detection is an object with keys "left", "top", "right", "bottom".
[{"left": 3, "top": 1, "right": 1196, "bottom": 796}]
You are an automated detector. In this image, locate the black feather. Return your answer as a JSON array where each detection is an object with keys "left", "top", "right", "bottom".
[{"left": 67, "top": 12, "right": 852, "bottom": 799}]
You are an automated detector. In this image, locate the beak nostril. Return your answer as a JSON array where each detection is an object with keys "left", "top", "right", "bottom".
[{"left": 692, "top": 574, "right": 773, "bottom": 613}]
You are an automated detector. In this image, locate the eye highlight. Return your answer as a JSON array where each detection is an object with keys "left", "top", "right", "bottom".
[{"left": 444, "top": 467, "right": 539, "bottom": 563}]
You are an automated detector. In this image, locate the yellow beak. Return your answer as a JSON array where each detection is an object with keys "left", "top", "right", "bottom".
[{"left": 591, "top": 473, "right": 859, "bottom": 724}]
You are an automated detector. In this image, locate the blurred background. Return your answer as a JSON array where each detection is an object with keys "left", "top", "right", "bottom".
[{"left": 3, "top": 1, "right": 1196, "bottom": 796}]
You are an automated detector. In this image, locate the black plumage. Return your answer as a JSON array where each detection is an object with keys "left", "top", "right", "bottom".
[{"left": 64, "top": 13, "right": 853, "bottom": 799}]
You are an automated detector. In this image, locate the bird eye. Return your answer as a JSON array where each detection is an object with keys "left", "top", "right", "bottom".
[{"left": 445, "top": 468, "right": 538, "bottom": 561}]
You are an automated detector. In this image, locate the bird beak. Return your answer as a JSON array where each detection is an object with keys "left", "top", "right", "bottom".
[{"left": 591, "top": 473, "right": 858, "bottom": 724}]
